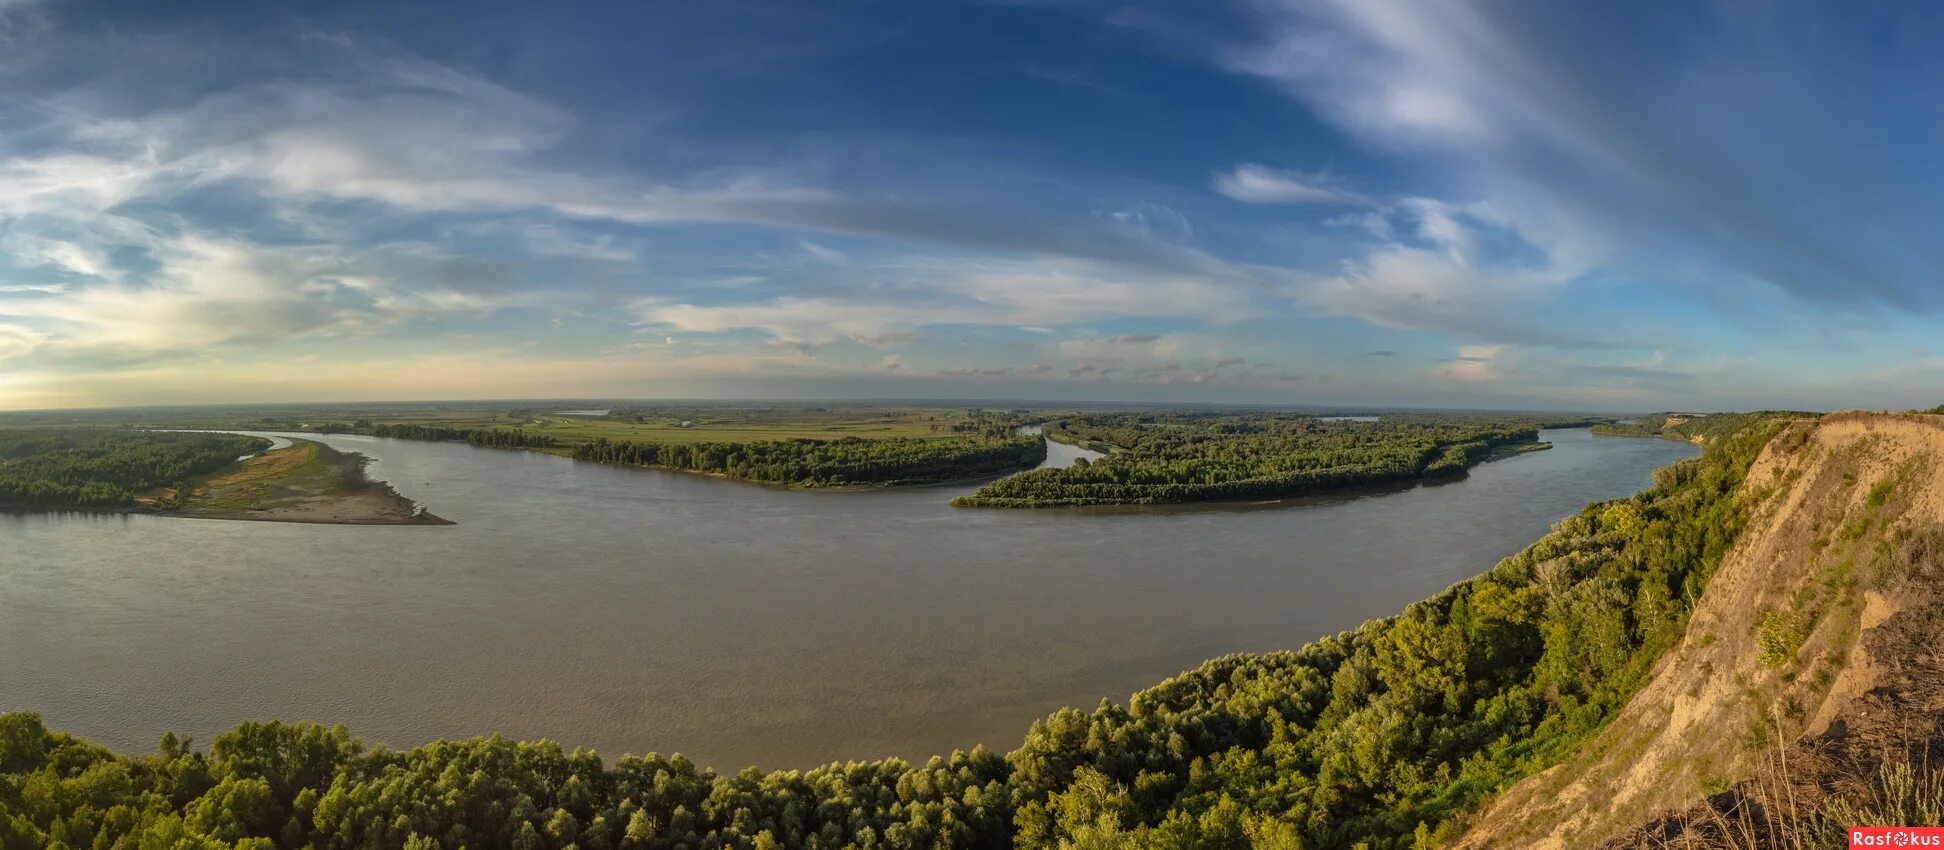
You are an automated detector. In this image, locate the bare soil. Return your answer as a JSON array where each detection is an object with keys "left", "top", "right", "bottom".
[
  {"left": 1453, "top": 412, "right": 1944, "bottom": 849},
  {"left": 166, "top": 440, "right": 451, "bottom": 526}
]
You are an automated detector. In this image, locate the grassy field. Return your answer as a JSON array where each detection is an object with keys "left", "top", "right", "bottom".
[
  {"left": 156, "top": 439, "right": 446, "bottom": 524},
  {"left": 165, "top": 442, "right": 343, "bottom": 511},
  {"left": 512, "top": 407, "right": 973, "bottom": 447},
  {"left": 1, "top": 402, "right": 1009, "bottom": 449}
]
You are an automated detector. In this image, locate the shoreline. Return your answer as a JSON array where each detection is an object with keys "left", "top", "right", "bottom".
[
  {"left": 573, "top": 457, "right": 1044, "bottom": 492},
  {"left": 954, "top": 435, "right": 1559, "bottom": 510},
  {"left": 159, "top": 440, "right": 452, "bottom": 526}
]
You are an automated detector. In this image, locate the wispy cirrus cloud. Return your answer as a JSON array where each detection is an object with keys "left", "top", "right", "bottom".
[
  {"left": 1214, "top": 163, "right": 1375, "bottom": 207},
  {"left": 1224, "top": 0, "right": 1944, "bottom": 317},
  {"left": 636, "top": 258, "right": 1267, "bottom": 347},
  {"left": 0, "top": 235, "right": 366, "bottom": 358}
]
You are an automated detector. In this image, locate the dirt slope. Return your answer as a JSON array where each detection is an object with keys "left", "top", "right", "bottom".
[{"left": 1452, "top": 412, "right": 1944, "bottom": 848}]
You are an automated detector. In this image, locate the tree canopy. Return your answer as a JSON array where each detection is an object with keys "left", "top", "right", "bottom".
[
  {"left": 572, "top": 435, "right": 1045, "bottom": 489},
  {"left": 954, "top": 413, "right": 1583, "bottom": 508},
  {"left": 0, "top": 430, "right": 268, "bottom": 510}
]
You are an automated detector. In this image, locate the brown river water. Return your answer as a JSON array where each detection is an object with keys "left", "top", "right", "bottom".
[{"left": 0, "top": 428, "right": 1695, "bottom": 770}]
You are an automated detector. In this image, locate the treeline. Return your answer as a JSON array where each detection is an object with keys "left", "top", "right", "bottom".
[
  {"left": 946, "top": 409, "right": 1059, "bottom": 440},
  {"left": 308, "top": 423, "right": 559, "bottom": 449},
  {"left": 572, "top": 436, "right": 1046, "bottom": 488},
  {"left": 0, "top": 430, "right": 267, "bottom": 510},
  {"left": 0, "top": 414, "right": 1791, "bottom": 850},
  {"left": 954, "top": 413, "right": 1546, "bottom": 507},
  {"left": 367, "top": 425, "right": 559, "bottom": 450},
  {"left": 1592, "top": 410, "right": 1816, "bottom": 444}
]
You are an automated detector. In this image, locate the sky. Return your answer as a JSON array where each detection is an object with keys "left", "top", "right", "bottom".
[{"left": 4, "top": 0, "right": 1944, "bottom": 412}]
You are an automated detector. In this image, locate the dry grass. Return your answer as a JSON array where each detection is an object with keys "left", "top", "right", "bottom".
[
  {"left": 1454, "top": 414, "right": 1944, "bottom": 849},
  {"left": 183, "top": 442, "right": 338, "bottom": 510},
  {"left": 1617, "top": 737, "right": 1944, "bottom": 849},
  {"left": 1608, "top": 521, "right": 1944, "bottom": 849}
]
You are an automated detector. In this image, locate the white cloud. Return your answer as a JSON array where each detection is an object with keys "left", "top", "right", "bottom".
[
  {"left": 0, "top": 153, "right": 161, "bottom": 218},
  {"left": 798, "top": 239, "right": 847, "bottom": 264},
  {"left": 636, "top": 259, "right": 1262, "bottom": 347},
  {"left": 1, "top": 235, "right": 364, "bottom": 356},
  {"left": 3, "top": 234, "right": 116, "bottom": 278},
  {"left": 0, "top": 323, "right": 46, "bottom": 360},
  {"left": 1214, "top": 163, "right": 1374, "bottom": 207},
  {"left": 1290, "top": 196, "right": 1593, "bottom": 345},
  {"left": 1227, "top": 2, "right": 1499, "bottom": 149}
]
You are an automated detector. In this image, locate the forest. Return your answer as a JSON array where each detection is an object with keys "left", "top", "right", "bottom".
[
  {"left": 562, "top": 409, "right": 1046, "bottom": 488},
  {"left": 953, "top": 413, "right": 1571, "bottom": 507},
  {"left": 570, "top": 435, "right": 1046, "bottom": 488},
  {"left": 82, "top": 403, "right": 1058, "bottom": 489},
  {"left": 1590, "top": 411, "right": 1814, "bottom": 444},
  {"left": 0, "top": 414, "right": 1789, "bottom": 849},
  {"left": 0, "top": 430, "right": 267, "bottom": 510},
  {"left": 360, "top": 425, "right": 559, "bottom": 450}
]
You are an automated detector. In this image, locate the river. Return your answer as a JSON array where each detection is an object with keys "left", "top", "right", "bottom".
[{"left": 0, "top": 428, "right": 1695, "bottom": 769}]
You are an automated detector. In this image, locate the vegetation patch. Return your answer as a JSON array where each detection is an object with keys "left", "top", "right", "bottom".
[
  {"left": 1866, "top": 477, "right": 1896, "bottom": 508},
  {"left": 0, "top": 429, "right": 267, "bottom": 510},
  {"left": 574, "top": 433, "right": 1046, "bottom": 488},
  {"left": 178, "top": 443, "right": 340, "bottom": 511},
  {"left": 954, "top": 412, "right": 1586, "bottom": 507},
  {"left": 23, "top": 402, "right": 1063, "bottom": 491},
  {"left": 1592, "top": 411, "right": 1816, "bottom": 445},
  {"left": 173, "top": 440, "right": 449, "bottom": 525}
]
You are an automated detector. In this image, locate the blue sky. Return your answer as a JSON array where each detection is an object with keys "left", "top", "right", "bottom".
[{"left": 2, "top": 0, "right": 1942, "bottom": 411}]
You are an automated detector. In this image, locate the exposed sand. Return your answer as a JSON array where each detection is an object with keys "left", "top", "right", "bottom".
[
  {"left": 1453, "top": 412, "right": 1944, "bottom": 848},
  {"left": 165, "top": 440, "right": 451, "bottom": 526}
]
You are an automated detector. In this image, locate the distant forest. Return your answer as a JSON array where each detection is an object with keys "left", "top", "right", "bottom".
[
  {"left": 0, "top": 414, "right": 1787, "bottom": 849},
  {"left": 571, "top": 435, "right": 1046, "bottom": 488},
  {"left": 294, "top": 409, "right": 1050, "bottom": 488},
  {"left": 366, "top": 424, "right": 559, "bottom": 450},
  {"left": 559, "top": 411, "right": 1048, "bottom": 488},
  {"left": 953, "top": 413, "right": 1587, "bottom": 507},
  {"left": 1591, "top": 411, "right": 1819, "bottom": 444},
  {"left": 0, "top": 430, "right": 267, "bottom": 510}
]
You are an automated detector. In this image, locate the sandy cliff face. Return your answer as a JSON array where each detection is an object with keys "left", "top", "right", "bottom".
[{"left": 1452, "top": 413, "right": 1944, "bottom": 849}]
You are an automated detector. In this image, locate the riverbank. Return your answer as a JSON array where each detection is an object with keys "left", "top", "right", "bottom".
[
  {"left": 568, "top": 433, "right": 1047, "bottom": 490},
  {"left": 153, "top": 440, "right": 450, "bottom": 525},
  {"left": 956, "top": 415, "right": 1558, "bottom": 508},
  {"left": 1485, "top": 440, "right": 1553, "bottom": 460}
]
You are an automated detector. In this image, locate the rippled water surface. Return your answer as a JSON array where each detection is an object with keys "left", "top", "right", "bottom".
[{"left": 1, "top": 428, "right": 1695, "bottom": 769}]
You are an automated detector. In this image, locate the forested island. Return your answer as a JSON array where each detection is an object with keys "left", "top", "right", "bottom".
[
  {"left": 342, "top": 408, "right": 1050, "bottom": 489},
  {"left": 0, "top": 430, "right": 441, "bottom": 524},
  {"left": 0, "top": 414, "right": 1795, "bottom": 850},
  {"left": 0, "top": 430, "right": 267, "bottom": 509},
  {"left": 952, "top": 413, "right": 1577, "bottom": 508},
  {"left": 570, "top": 434, "right": 1047, "bottom": 488},
  {"left": 7, "top": 404, "right": 1627, "bottom": 498},
  {"left": 6, "top": 403, "right": 1057, "bottom": 492}
]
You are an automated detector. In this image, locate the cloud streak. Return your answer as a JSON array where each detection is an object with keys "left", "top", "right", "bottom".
[
  {"left": 1228, "top": 0, "right": 1944, "bottom": 316},
  {"left": 1214, "top": 164, "right": 1375, "bottom": 207}
]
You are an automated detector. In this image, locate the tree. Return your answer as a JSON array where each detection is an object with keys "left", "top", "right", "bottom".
[{"left": 623, "top": 809, "right": 656, "bottom": 845}]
